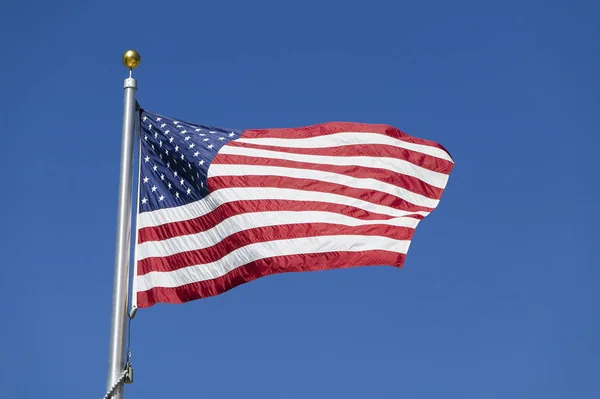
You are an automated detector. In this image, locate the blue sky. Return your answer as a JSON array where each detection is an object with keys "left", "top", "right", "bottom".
[{"left": 1, "top": 0, "right": 598, "bottom": 398}]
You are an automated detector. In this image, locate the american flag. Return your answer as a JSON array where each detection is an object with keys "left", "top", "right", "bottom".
[{"left": 132, "top": 110, "right": 454, "bottom": 308}]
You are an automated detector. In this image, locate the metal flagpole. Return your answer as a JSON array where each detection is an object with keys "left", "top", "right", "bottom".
[{"left": 106, "top": 49, "right": 141, "bottom": 399}]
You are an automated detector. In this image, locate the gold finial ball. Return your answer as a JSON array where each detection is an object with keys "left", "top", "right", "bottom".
[{"left": 122, "top": 50, "right": 141, "bottom": 70}]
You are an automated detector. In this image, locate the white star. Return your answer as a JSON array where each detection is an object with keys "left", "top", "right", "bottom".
[
  {"left": 159, "top": 140, "right": 163, "bottom": 147},
  {"left": 157, "top": 117, "right": 162, "bottom": 121},
  {"left": 161, "top": 123, "right": 166, "bottom": 128},
  {"left": 229, "top": 132, "right": 235, "bottom": 137},
  {"left": 186, "top": 188, "right": 192, "bottom": 195},
  {"left": 143, "top": 116, "right": 147, "bottom": 121},
  {"left": 169, "top": 137, "right": 174, "bottom": 143},
  {"left": 167, "top": 182, "right": 172, "bottom": 189},
  {"left": 193, "top": 151, "right": 200, "bottom": 157},
  {"left": 144, "top": 156, "right": 150, "bottom": 162},
  {"left": 154, "top": 132, "right": 158, "bottom": 139},
  {"left": 209, "top": 130, "right": 216, "bottom": 134},
  {"left": 144, "top": 135, "right": 148, "bottom": 141},
  {"left": 160, "top": 174, "right": 165, "bottom": 180},
  {"left": 184, "top": 136, "right": 191, "bottom": 141},
  {"left": 158, "top": 195, "right": 165, "bottom": 201},
  {"left": 175, "top": 192, "right": 180, "bottom": 198},
  {"left": 203, "top": 138, "right": 209, "bottom": 142},
  {"left": 219, "top": 137, "right": 226, "bottom": 141},
  {"left": 207, "top": 144, "right": 214, "bottom": 149},
  {"left": 180, "top": 178, "right": 185, "bottom": 185},
  {"left": 181, "top": 130, "right": 187, "bottom": 134},
  {"left": 174, "top": 171, "right": 178, "bottom": 177},
  {"left": 165, "top": 130, "right": 170, "bottom": 135},
  {"left": 153, "top": 165, "right": 158, "bottom": 172},
  {"left": 166, "top": 162, "right": 171, "bottom": 168},
  {"left": 148, "top": 125, "right": 152, "bottom": 130},
  {"left": 174, "top": 121, "right": 180, "bottom": 125},
  {"left": 143, "top": 177, "right": 149, "bottom": 183},
  {"left": 141, "top": 197, "right": 148, "bottom": 204},
  {"left": 151, "top": 185, "right": 157, "bottom": 192},
  {"left": 199, "top": 133, "right": 206, "bottom": 137},
  {"left": 165, "top": 149, "right": 169, "bottom": 155},
  {"left": 175, "top": 145, "right": 179, "bottom": 152},
  {"left": 199, "top": 160, "right": 205, "bottom": 165},
  {"left": 195, "top": 128, "right": 202, "bottom": 132},
  {"left": 180, "top": 154, "right": 185, "bottom": 160}
]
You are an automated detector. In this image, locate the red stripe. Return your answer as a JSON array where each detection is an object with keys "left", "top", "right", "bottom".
[
  {"left": 138, "top": 224, "right": 415, "bottom": 275},
  {"left": 212, "top": 153, "right": 444, "bottom": 200},
  {"left": 138, "top": 199, "right": 416, "bottom": 244},
  {"left": 137, "top": 250, "right": 407, "bottom": 307},
  {"left": 225, "top": 140, "right": 454, "bottom": 175},
  {"left": 239, "top": 122, "right": 452, "bottom": 158},
  {"left": 208, "top": 175, "right": 435, "bottom": 214}
]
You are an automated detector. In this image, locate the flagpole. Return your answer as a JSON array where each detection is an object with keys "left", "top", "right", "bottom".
[{"left": 106, "top": 49, "right": 141, "bottom": 399}]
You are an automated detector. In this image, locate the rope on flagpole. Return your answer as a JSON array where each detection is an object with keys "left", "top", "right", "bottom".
[
  {"left": 103, "top": 366, "right": 129, "bottom": 399},
  {"left": 104, "top": 305, "right": 135, "bottom": 398},
  {"left": 103, "top": 320, "right": 134, "bottom": 399}
]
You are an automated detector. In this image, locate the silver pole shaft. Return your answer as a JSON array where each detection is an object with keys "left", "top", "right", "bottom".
[{"left": 106, "top": 76, "right": 137, "bottom": 399}]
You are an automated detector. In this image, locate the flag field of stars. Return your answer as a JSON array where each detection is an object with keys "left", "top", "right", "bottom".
[{"left": 138, "top": 110, "right": 243, "bottom": 212}]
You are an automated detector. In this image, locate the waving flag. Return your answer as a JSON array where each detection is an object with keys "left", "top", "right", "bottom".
[{"left": 132, "top": 110, "right": 454, "bottom": 308}]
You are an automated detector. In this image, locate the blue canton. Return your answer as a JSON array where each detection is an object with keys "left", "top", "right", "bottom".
[{"left": 138, "top": 110, "right": 243, "bottom": 213}]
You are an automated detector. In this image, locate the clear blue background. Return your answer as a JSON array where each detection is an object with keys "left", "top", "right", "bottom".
[{"left": 1, "top": 0, "right": 598, "bottom": 398}]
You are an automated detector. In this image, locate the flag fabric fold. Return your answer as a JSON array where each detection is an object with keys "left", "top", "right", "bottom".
[{"left": 133, "top": 110, "right": 454, "bottom": 308}]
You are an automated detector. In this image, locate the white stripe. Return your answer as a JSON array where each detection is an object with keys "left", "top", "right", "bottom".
[
  {"left": 219, "top": 145, "right": 449, "bottom": 189},
  {"left": 136, "top": 235, "right": 411, "bottom": 290},
  {"left": 138, "top": 210, "right": 419, "bottom": 260},
  {"left": 137, "top": 187, "right": 429, "bottom": 229},
  {"left": 209, "top": 164, "right": 440, "bottom": 209},
  {"left": 236, "top": 132, "right": 453, "bottom": 163}
]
